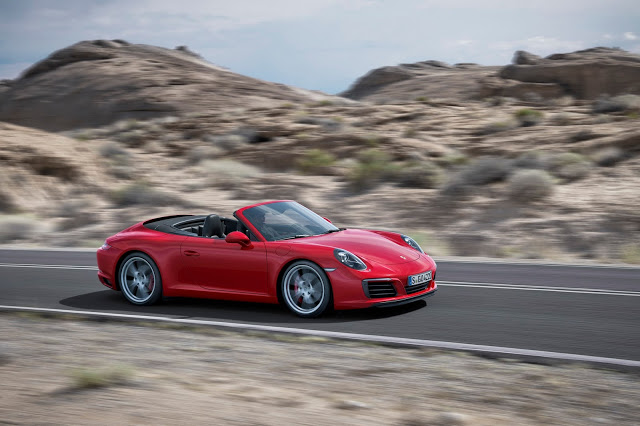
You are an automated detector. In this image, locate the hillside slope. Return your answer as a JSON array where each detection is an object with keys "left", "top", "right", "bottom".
[{"left": 0, "top": 40, "right": 339, "bottom": 131}]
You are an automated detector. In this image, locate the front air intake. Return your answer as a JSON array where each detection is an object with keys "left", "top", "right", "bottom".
[{"left": 363, "top": 280, "right": 397, "bottom": 298}]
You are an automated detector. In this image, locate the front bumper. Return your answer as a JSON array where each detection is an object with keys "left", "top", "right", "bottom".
[
  {"left": 372, "top": 286, "right": 437, "bottom": 308},
  {"left": 328, "top": 253, "right": 438, "bottom": 310}
]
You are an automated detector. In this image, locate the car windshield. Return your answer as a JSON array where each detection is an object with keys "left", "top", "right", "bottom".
[{"left": 242, "top": 201, "right": 339, "bottom": 241}]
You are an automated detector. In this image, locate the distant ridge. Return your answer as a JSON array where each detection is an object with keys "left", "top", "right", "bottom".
[{"left": 0, "top": 40, "right": 339, "bottom": 131}]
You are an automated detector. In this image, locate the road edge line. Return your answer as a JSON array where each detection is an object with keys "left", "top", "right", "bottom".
[{"left": 1, "top": 305, "right": 638, "bottom": 370}]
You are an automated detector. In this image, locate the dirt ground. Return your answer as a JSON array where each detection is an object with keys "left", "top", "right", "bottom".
[{"left": 0, "top": 312, "right": 638, "bottom": 425}]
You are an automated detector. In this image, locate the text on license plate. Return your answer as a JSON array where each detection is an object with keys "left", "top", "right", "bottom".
[{"left": 408, "top": 271, "right": 432, "bottom": 286}]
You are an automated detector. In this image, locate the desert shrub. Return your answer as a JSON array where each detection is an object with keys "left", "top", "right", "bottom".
[
  {"left": 514, "top": 108, "right": 543, "bottom": 127},
  {"left": 621, "top": 244, "right": 640, "bottom": 264},
  {"left": 550, "top": 112, "right": 573, "bottom": 126},
  {"left": 438, "top": 156, "right": 513, "bottom": 198},
  {"left": 591, "top": 147, "right": 626, "bottom": 167},
  {"left": 297, "top": 149, "right": 336, "bottom": 174},
  {"left": 110, "top": 182, "right": 181, "bottom": 207},
  {"left": 475, "top": 120, "right": 518, "bottom": 135},
  {"left": 548, "top": 152, "right": 591, "bottom": 182},
  {"left": 0, "top": 191, "right": 15, "bottom": 213},
  {"left": 438, "top": 178, "right": 472, "bottom": 199},
  {"left": 186, "top": 145, "right": 225, "bottom": 164},
  {"left": 314, "top": 100, "right": 333, "bottom": 107},
  {"left": 507, "top": 169, "right": 554, "bottom": 203},
  {"left": 394, "top": 162, "right": 444, "bottom": 189},
  {"left": 592, "top": 94, "right": 640, "bottom": 114},
  {"left": 513, "top": 151, "right": 547, "bottom": 170},
  {"left": 295, "top": 116, "right": 342, "bottom": 131},
  {"left": 346, "top": 149, "right": 398, "bottom": 191},
  {"left": 0, "top": 215, "right": 40, "bottom": 242},
  {"left": 435, "top": 151, "right": 469, "bottom": 168},
  {"left": 207, "top": 134, "right": 249, "bottom": 151},
  {"left": 115, "top": 129, "right": 147, "bottom": 147},
  {"left": 569, "top": 129, "right": 596, "bottom": 142},
  {"left": 99, "top": 142, "right": 129, "bottom": 159},
  {"left": 70, "top": 365, "right": 131, "bottom": 389},
  {"left": 454, "top": 156, "right": 514, "bottom": 186},
  {"left": 402, "top": 128, "right": 418, "bottom": 138}
]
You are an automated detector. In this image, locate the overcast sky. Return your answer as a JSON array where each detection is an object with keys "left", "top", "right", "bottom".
[{"left": 1, "top": 0, "right": 639, "bottom": 93}]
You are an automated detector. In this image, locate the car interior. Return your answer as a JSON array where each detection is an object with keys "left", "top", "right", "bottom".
[{"left": 144, "top": 214, "right": 257, "bottom": 240}]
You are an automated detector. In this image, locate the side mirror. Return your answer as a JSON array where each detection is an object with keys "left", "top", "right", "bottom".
[
  {"left": 323, "top": 217, "right": 332, "bottom": 223},
  {"left": 225, "top": 231, "right": 252, "bottom": 248}
]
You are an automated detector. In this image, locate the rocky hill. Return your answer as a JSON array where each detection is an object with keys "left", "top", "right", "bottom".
[
  {"left": 0, "top": 40, "right": 341, "bottom": 132},
  {"left": 342, "top": 47, "right": 640, "bottom": 103}
]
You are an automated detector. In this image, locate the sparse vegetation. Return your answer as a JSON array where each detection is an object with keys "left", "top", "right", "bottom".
[
  {"left": 550, "top": 112, "right": 573, "bottom": 126},
  {"left": 621, "top": 244, "right": 640, "bottom": 264},
  {"left": 507, "top": 169, "right": 554, "bottom": 203},
  {"left": 394, "top": 161, "right": 444, "bottom": 189},
  {"left": 435, "top": 151, "right": 469, "bottom": 167},
  {"left": 514, "top": 108, "right": 543, "bottom": 127},
  {"left": 297, "top": 149, "right": 336, "bottom": 175},
  {"left": 109, "top": 182, "right": 182, "bottom": 207},
  {"left": 99, "top": 142, "right": 129, "bottom": 159},
  {"left": 592, "top": 147, "right": 626, "bottom": 167},
  {"left": 439, "top": 156, "right": 514, "bottom": 198},
  {"left": 475, "top": 119, "right": 518, "bottom": 135},
  {"left": 70, "top": 365, "right": 132, "bottom": 389},
  {"left": 548, "top": 152, "right": 591, "bottom": 182},
  {"left": 402, "top": 127, "right": 418, "bottom": 138},
  {"left": 0, "top": 215, "right": 40, "bottom": 242},
  {"left": 592, "top": 94, "right": 640, "bottom": 114},
  {"left": 346, "top": 149, "right": 398, "bottom": 191}
]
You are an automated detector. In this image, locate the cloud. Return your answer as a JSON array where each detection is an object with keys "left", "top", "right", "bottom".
[
  {"left": 624, "top": 32, "right": 638, "bottom": 41},
  {"left": 490, "top": 36, "right": 584, "bottom": 55}
]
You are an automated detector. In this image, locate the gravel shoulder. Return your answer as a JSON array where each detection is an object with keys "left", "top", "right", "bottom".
[{"left": 1, "top": 312, "right": 638, "bottom": 425}]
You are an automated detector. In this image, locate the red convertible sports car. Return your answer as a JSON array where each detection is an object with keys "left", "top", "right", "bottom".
[{"left": 97, "top": 200, "right": 437, "bottom": 317}]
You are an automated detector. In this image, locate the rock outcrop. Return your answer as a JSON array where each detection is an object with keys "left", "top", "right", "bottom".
[
  {"left": 343, "top": 47, "right": 640, "bottom": 103},
  {"left": 341, "top": 61, "right": 500, "bottom": 102},
  {"left": 0, "top": 40, "right": 339, "bottom": 131},
  {"left": 499, "top": 47, "right": 640, "bottom": 99}
]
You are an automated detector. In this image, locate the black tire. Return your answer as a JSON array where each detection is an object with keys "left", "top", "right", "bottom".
[
  {"left": 118, "top": 252, "right": 163, "bottom": 305},
  {"left": 281, "top": 260, "right": 332, "bottom": 318}
]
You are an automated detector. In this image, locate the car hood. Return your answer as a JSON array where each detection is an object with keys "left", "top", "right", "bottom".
[{"left": 298, "top": 229, "right": 421, "bottom": 265}]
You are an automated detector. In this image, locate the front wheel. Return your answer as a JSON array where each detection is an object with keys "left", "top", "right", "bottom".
[
  {"left": 281, "top": 261, "right": 332, "bottom": 318},
  {"left": 118, "top": 252, "right": 162, "bottom": 305}
]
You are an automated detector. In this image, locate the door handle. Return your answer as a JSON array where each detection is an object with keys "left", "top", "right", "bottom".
[{"left": 183, "top": 250, "right": 200, "bottom": 257}]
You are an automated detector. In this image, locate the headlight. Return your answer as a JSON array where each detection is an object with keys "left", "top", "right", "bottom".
[
  {"left": 401, "top": 235, "right": 424, "bottom": 253},
  {"left": 334, "top": 248, "right": 367, "bottom": 270},
  {"left": 100, "top": 242, "right": 111, "bottom": 250}
]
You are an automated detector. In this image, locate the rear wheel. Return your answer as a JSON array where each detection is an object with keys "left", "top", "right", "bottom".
[
  {"left": 281, "top": 261, "right": 331, "bottom": 318},
  {"left": 118, "top": 252, "right": 162, "bottom": 305}
]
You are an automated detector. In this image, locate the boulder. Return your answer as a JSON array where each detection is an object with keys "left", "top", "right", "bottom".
[
  {"left": 513, "top": 50, "right": 543, "bottom": 65},
  {"left": 341, "top": 66, "right": 414, "bottom": 100}
]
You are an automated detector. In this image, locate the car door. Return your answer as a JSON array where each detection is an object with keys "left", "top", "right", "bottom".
[{"left": 179, "top": 235, "right": 268, "bottom": 295}]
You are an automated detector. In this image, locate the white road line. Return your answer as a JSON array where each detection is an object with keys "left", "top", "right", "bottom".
[
  {"left": 0, "top": 263, "right": 98, "bottom": 270},
  {"left": 0, "top": 305, "right": 638, "bottom": 368},
  {"left": 438, "top": 281, "right": 640, "bottom": 297}
]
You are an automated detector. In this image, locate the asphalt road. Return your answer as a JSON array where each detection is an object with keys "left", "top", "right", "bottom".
[{"left": 1, "top": 249, "right": 639, "bottom": 361}]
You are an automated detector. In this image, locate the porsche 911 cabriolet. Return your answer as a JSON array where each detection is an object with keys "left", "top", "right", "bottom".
[{"left": 97, "top": 200, "right": 437, "bottom": 317}]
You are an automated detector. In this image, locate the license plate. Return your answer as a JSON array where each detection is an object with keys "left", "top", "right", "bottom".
[{"left": 408, "top": 271, "right": 432, "bottom": 286}]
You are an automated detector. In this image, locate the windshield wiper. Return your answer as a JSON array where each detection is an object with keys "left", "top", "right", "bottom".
[
  {"left": 281, "top": 234, "right": 311, "bottom": 240},
  {"left": 322, "top": 228, "right": 345, "bottom": 234}
]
